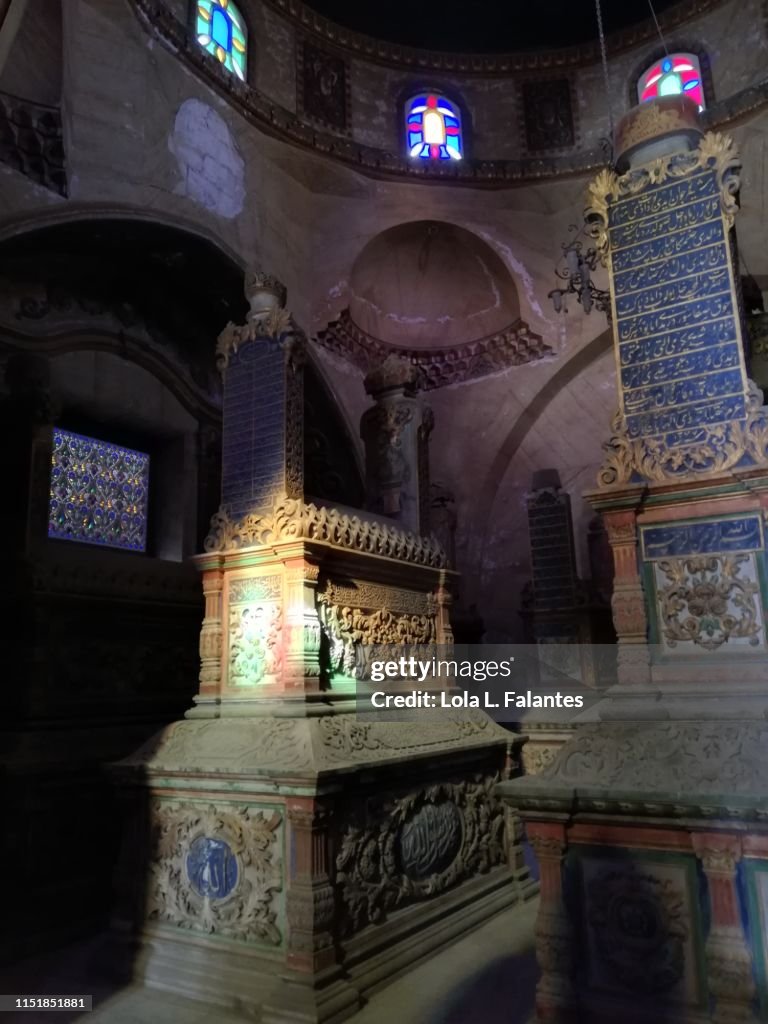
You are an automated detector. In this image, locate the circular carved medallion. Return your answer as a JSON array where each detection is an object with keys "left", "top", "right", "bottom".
[
  {"left": 398, "top": 801, "right": 462, "bottom": 880},
  {"left": 186, "top": 835, "right": 239, "bottom": 900}
]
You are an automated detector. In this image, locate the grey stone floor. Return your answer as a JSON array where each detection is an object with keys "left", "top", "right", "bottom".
[{"left": 0, "top": 898, "right": 538, "bottom": 1024}]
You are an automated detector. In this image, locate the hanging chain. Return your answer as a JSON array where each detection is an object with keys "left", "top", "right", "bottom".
[
  {"left": 594, "top": 0, "right": 614, "bottom": 142},
  {"left": 647, "top": 0, "right": 669, "bottom": 55}
]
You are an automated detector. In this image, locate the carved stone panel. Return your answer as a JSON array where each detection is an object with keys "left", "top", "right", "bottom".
[
  {"left": 147, "top": 800, "right": 285, "bottom": 946},
  {"left": 227, "top": 575, "right": 283, "bottom": 687},
  {"left": 641, "top": 516, "right": 767, "bottom": 653},
  {"left": 520, "top": 78, "right": 575, "bottom": 152},
  {"left": 580, "top": 856, "right": 703, "bottom": 1005},
  {"left": 335, "top": 774, "right": 505, "bottom": 936},
  {"left": 297, "top": 40, "right": 349, "bottom": 133}
]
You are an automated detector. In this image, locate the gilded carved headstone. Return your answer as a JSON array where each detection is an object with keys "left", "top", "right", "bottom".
[{"left": 586, "top": 126, "right": 768, "bottom": 485}]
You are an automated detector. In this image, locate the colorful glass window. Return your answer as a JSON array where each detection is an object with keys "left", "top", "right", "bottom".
[
  {"left": 196, "top": 0, "right": 247, "bottom": 81},
  {"left": 637, "top": 53, "right": 705, "bottom": 111},
  {"left": 405, "top": 94, "right": 463, "bottom": 161},
  {"left": 49, "top": 429, "right": 150, "bottom": 552}
]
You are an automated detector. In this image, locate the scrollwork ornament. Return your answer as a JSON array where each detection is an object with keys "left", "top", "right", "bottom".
[
  {"left": 147, "top": 802, "right": 283, "bottom": 944},
  {"left": 597, "top": 383, "right": 768, "bottom": 486},
  {"left": 656, "top": 554, "right": 762, "bottom": 651},
  {"left": 216, "top": 310, "right": 297, "bottom": 370},
  {"left": 335, "top": 775, "right": 505, "bottom": 935},
  {"left": 204, "top": 497, "right": 447, "bottom": 566}
]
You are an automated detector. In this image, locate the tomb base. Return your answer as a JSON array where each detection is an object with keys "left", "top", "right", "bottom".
[{"left": 109, "top": 712, "right": 535, "bottom": 1023}]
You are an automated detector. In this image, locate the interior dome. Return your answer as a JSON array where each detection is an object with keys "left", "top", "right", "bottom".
[{"left": 348, "top": 221, "right": 521, "bottom": 349}]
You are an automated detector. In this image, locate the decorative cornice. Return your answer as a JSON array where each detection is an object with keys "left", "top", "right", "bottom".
[
  {"left": 314, "top": 308, "right": 551, "bottom": 389},
  {"left": 127, "top": 0, "right": 768, "bottom": 187},
  {"left": 216, "top": 308, "right": 297, "bottom": 368},
  {"left": 204, "top": 495, "right": 448, "bottom": 566},
  {"left": 500, "top": 721, "right": 768, "bottom": 820},
  {"left": 263, "top": 0, "right": 729, "bottom": 76}
]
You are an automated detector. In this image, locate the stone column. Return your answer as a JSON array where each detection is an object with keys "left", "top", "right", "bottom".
[
  {"left": 360, "top": 354, "right": 432, "bottom": 535},
  {"left": 692, "top": 833, "right": 756, "bottom": 1024},
  {"left": 604, "top": 509, "right": 650, "bottom": 684},
  {"left": 527, "top": 823, "right": 576, "bottom": 1023},
  {"left": 198, "top": 568, "right": 224, "bottom": 699}
]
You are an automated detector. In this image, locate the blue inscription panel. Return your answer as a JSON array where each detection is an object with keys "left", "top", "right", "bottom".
[
  {"left": 641, "top": 516, "right": 764, "bottom": 560},
  {"left": 186, "top": 836, "right": 238, "bottom": 900},
  {"left": 608, "top": 167, "right": 748, "bottom": 444},
  {"left": 222, "top": 340, "right": 286, "bottom": 520}
]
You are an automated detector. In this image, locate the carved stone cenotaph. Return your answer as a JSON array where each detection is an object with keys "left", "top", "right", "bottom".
[
  {"left": 110, "top": 272, "right": 535, "bottom": 1023},
  {"left": 501, "top": 97, "right": 768, "bottom": 1024}
]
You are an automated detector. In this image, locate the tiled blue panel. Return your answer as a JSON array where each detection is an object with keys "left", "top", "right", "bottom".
[
  {"left": 611, "top": 218, "right": 724, "bottom": 273},
  {"left": 619, "top": 318, "right": 737, "bottom": 366},
  {"left": 620, "top": 343, "right": 741, "bottom": 390},
  {"left": 609, "top": 194, "right": 720, "bottom": 250},
  {"left": 221, "top": 340, "right": 285, "bottom": 519},
  {"left": 608, "top": 169, "right": 717, "bottom": 229},
  {"left": 642, "top": 516, "right": 763, "bottom": 559},
  {"left": 607, "top": 166, "right": 748, "bottom": 447}
]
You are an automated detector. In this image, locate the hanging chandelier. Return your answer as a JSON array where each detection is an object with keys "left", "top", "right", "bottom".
[{"left": 548, "top": 228, "right": 610, "bottom": 317}]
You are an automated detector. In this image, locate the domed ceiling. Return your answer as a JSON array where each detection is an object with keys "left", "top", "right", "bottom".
[
  {"left": 349, "top": 221, "right": 520, "bottom": 349},
  {"left": 308, "top": 0, "right": 682, "bottom": 52}
]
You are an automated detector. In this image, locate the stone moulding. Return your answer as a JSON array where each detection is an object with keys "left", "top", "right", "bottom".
[
  {"left": 125, "top": 0, "right": 768, "bottom": 187},
  {"left": 204, "top": 496, "right": 448, "bottom": 567},
  {"left": 262, "top": 0, "right": 727, "bottom": 74},
  {"left": 116, "top": 711, "right": 510, "bottom": 778},
  {"left": 314, "top": 308, "right": 551, "bottom": 388},
  {"left": 500, "top": 721, "right": 768, "bottom": 819}
]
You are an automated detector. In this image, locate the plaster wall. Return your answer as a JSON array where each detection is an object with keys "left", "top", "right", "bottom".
[{"left": 2, "top": 0, "right": 768, "bottom": 639}]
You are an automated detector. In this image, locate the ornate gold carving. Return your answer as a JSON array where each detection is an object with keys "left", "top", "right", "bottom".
[
  {"left": 656, "top": 554, "right": 762, "bottom": 651},
  {"left": 147, "top": 801, "right": 283, "bottom": 944},
  {"left": 216, "top": 311, "right": 297, "bottom": 369},
  {"left": 205, "top": 497, "right": 447, "bottom": 567},
  {"left": 597, "top": 382, "right": 768, "bottom": 486},
  {"left": 586, "top": 131, "right": 742, "bottom": 261},
  {"left": 318, "top": 579, "right": 434, "bottom": 617},
  {"left": 317, "top": 588, "right": 436, "bottom": 677},
  {"left": 614, "top": 99, "right": 700, "bottom": 165}
]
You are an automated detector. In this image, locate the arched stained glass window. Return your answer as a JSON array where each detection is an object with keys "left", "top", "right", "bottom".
[
  {"left": 637, "top": 53, "right": 705, "bottom": 111},
  {"left": 196, "top": 0, "right": 247, "bottom": 81},
  {"left": 405, "top": 94, "right": 463, "bottom": 161}
]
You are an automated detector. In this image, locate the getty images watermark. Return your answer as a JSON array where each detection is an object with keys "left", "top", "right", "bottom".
[
  {"left": 353, "top": 644, "right": 613, "bottom": 722},
  {"left": 367, "top": 654, "right": 584, "bottom": 711}
]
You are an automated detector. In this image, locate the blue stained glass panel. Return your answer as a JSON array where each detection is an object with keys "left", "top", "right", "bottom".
[
  {"left": 48, "top": 428, "right": 150, "bottom": 552},
  {"left": 211, "top": 8, "right": 231, "bottom": 49}
]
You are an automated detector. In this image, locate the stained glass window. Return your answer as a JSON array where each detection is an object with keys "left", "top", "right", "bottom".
[
  {"left": 196, "top": 0, "right": 247, "bottom": 81},
  {"left": 49, "top": 429, "right": 150, "bottom": 552},
  {"left": 405, "top": 94, "right": 463, "bottom": 161},
  {"left": 637, "top": 53, "right": 705, "bottom": 112}
]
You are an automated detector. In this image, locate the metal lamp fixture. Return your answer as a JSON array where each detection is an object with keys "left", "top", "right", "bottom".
[{"left": 548, "top": 228, "right": 611, "bottom": 317}]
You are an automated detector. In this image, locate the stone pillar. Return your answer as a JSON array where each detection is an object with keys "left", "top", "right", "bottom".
[
  {"left": 198, "top": 568, "right": 224, "bottom": 698},
  {"left": 692, "top": 834, "right": 757, "bottom": 1024},
  {"left": 603, "top": 507, "right": 651, "bottom": 689},
  {"left": 360, "top": 354, "right": 432, "bottom": 535},
  {"left": 527, "top": 823, "right": 576, "bottom": 1023},
  {"left": 284, "top": 799, "right": 336, "bottom": 975}
]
